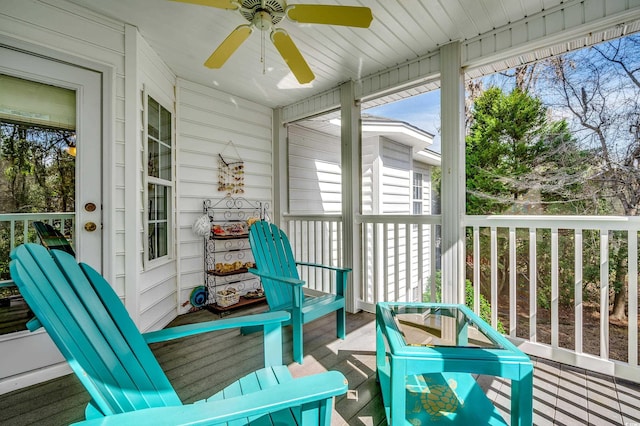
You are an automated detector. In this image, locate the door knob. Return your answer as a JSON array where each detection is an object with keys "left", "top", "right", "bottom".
[{"left": 84, "top": 222, "right": 97, "bottom": 232}]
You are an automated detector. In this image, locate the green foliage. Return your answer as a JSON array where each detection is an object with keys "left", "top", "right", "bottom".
[
  {"left": 464, "top": 280, "right": 506, "bottom": 334},
  {"left": 0, "top": 122, "right": 75, "bottom": 281},
  {"left": 466, "top": 88, "right": 544, "bottom": 214},
  {"left": 1, "top": 123, "right": 75, "bottom": 213},
  {"left": 465, "top": 87, "right": 591, "bottom": 215},
  {"left": 426, "top": 271, "right": 506, "bottom": 334}
]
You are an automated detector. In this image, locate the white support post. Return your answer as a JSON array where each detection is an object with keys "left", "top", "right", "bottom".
[
  {"left": 124, "top": 24, "right": 140, "bottom": 325},
  {"left": 439, "top": 42, "right": 466, "bottom": 304},
  {"left": 272, "top": 107, "right": 287, "bottom": 225},
  {"left": 340, "top": 81, "right": 362, "bottom": 313}
]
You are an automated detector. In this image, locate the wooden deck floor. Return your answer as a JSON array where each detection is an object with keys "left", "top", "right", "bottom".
[{"left": 2, "top": 307, "right": 640, "bottom": 425}]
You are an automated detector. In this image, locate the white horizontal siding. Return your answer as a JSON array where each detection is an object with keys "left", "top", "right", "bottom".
[
  {"left": 288, "top": 124, "right": 342, "bottom": 214},
  {"left": 176, "top": 78, "right": 272, "bottom": 314},
  {"left": 137, "top": 34, "right": 177, "bottom": 332},
  {"left": 381, "top": 139, "right": 411, "bottom": 214},
  {"left": 362, "top": 135, "right": 381, "bottom": 214}
]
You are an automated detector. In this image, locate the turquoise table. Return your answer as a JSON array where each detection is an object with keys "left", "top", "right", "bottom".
[{"left": 376, "top": 303, "right": 533, "bottom": 425}]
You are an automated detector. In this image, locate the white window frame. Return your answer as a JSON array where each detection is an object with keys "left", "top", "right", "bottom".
[
  {"left": 143, "top": 90, "right": 174, "bottom": 266},
  {"left": 412, "top": 171, "right": 423, "bottom": 215}
]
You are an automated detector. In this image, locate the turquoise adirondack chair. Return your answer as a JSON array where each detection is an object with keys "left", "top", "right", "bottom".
[
  {"left": 247, "top": 221, "right": 352, "bottom": 364},
  {"left": 9, "top": 244, "right": 347, "bottom": 425}
]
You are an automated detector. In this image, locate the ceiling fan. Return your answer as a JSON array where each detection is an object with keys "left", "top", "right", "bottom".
[{"left": 172, "top": 0, "right": 373, "bottom": 84}]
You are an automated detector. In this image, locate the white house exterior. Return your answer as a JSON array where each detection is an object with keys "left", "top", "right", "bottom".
[{"left": 288, "top": 116, "right": 441, "bottom": 305}]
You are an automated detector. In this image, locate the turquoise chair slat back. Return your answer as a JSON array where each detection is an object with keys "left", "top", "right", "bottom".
[
  {"left": 249, "top": 221, "right": 303, "bottom": 309},
  {"left": 9, "top": 244, "right": 182, "bottom": 416}
]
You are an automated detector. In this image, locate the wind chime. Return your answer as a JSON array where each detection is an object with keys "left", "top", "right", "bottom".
[{"left": 218, "top": 141, "right": 244, "bottom": 195}]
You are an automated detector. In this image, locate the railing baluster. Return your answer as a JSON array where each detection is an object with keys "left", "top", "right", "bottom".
[
  {"left": 430, "top": 223, "right": 437, "bottom": 303},
  {"left": 551, "top": 227, "right": 559, "bottom": 348},
  {"left": 329, "top": 220, "right": 334, "bottom": 293},
  {"left": 417, "top": 224, "right": 424, "bottom": 302},
  {"left": 384, "top": 224, "right": 389, "bottom": 302},
  {"left": 393, "top": 223, "right": 399, "bottom": 302},
  {"left": 530, "top": 227, "right": 537, "bottom": 343},
  {"left": 629, "top": 230, "right": 638, "bottom": 366},
  {"left": 491, "top": 226, "right": 498, "bottom": 329},
  {"left": 575, "top": 229, "right": 583, "bottom": 354},
  {"left": 10, "top": 220, "right": 16, "bottom": 250},
  {"left": 22, "top": 219, "right": 29, "bottom": 245},
  {"left": 373, "top": 222, "right": 380, "bottom": 304},
  {"left": 509, "top": 226, "right": 517, "bottom": 338},
  {"left": 600, "top": 229, "right": 609, "bottom": 360},
  {"left": 473, "top": 226, "right": 480, "bottom": 314},
  {"left": 405, "top": 224, "right": 411, "bottom": 302}
]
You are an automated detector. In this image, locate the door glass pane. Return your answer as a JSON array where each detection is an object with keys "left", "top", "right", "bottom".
[
  {"left": 0, "top": 74, "right": 76, "bottom": 335},
  {"left": 0, "top": 74, "right": 76, "bottom": 129}
]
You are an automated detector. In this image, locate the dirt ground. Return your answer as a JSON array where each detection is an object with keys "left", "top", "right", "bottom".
[{"left": 497, "top": 294, "right": 633, "bottom": 363}]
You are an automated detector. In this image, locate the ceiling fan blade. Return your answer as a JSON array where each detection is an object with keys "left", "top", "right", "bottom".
[
  {"left": 169, "top": 0, "right": 239, "bottom": 10},
  {"left": 204, "top": 25, "right": 253, "bottom": 68},
  {"left": 287, "top": 5, "right": 373, "bottom": 28},
  {"left": 271, "top": 29, "right": 314, "bottom": 84}
]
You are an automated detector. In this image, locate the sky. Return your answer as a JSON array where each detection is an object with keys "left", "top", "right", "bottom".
[{"left": 364, "top": 89, "right": 442, "bottom": 153}]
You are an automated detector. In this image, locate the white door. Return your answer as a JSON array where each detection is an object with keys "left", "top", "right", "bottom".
[{"left": 0, "top": 46, "right": 102, "bottom": 392}]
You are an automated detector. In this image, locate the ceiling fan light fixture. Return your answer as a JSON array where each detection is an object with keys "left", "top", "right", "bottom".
[
  {"left": 240, "top": 0, "right": 285, "bottom": 25},
  {"left": 252, "top": 10, "right": 273, "bottom": 31}
]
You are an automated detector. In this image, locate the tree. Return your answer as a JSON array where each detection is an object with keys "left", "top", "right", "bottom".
[
  {"left": 465, "top": 87, "right": 584, "bottom": 214},
  {"left": 0, "top": 122, "right": 75, "bottom": 281},
  {"left": 545, "top": 35, "right": 640, "bottom": 320},
  {"left": 464, "top": 85, "right": 596, "bottom": 302}
]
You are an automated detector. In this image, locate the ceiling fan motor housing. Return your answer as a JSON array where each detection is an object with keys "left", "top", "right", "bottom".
[{"left": 240, "top": 0, "right": 286, "bottom": 28}]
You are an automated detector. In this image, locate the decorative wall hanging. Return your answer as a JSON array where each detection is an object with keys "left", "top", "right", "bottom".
[{"left": 218, "top": 140, "right": 244, "bottom": 195}]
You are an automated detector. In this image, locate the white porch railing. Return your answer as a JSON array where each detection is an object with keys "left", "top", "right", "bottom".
[
  {"left": 283, "top": 214, "right": 344, "bottom": 296},
  {"left": 0, "top": 212, "right": 75, "bottom": 284},
  {"left": 282, "top": 213, "right": 640, "bottom": 382},
  {"left": 357, "top": 215, "right": 441, "bottom": 313},
  {"left": 466, "top": 215, "right": 640, "bottom": 382}
]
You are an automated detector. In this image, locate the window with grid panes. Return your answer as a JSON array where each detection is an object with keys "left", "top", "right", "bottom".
[
  {"left": 146, "top": 96, "right": 172, "bottom": 261},
  {"left": 413, "top": 172, "right": 423, "bottom": 215}
]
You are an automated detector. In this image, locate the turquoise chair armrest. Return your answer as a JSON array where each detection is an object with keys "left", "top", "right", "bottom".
[
  {"left": 143, "top": 310, "right": 290, "bottom": 344},
  {"left": 295, "top": 261, "right": 352, "bottom": 273},
  {"left": 26, "top": 317, "right": 43, "bottom": 331},
  {"left": 248, "top": 267, "right": 306, "bottom": 287},
  {"left": 294, "top": 262, "right": 350, "bottom": 297},
  {"left": 71, "top": 371, "right": 348, "bottom": 426}
]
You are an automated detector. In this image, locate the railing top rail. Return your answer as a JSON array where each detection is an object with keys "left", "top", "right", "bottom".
[
  {"left": 283, "top": 213, "right": 343, "bottom": 221},
  {"left": 0, "top": 212, "right": 75, "bottom": 221},
  {"left": 357, "top": 214, "right": 442, "bottom": 225},
  {"left": 465, "top": 214, "right": 640, "bottom": 231}
]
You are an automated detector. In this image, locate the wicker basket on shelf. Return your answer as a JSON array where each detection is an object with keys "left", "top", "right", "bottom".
[{"left": 216, "top": 288, "right": 239, "bottom": 307}]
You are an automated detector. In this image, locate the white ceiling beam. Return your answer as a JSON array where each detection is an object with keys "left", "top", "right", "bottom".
[{"left": 462, "top": 0, "right": 640, "bottom": 70}]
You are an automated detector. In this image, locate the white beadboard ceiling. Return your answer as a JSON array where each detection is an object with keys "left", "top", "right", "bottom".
[{"left": 67, "top": 0, "right": 635, "bottom": 108}]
